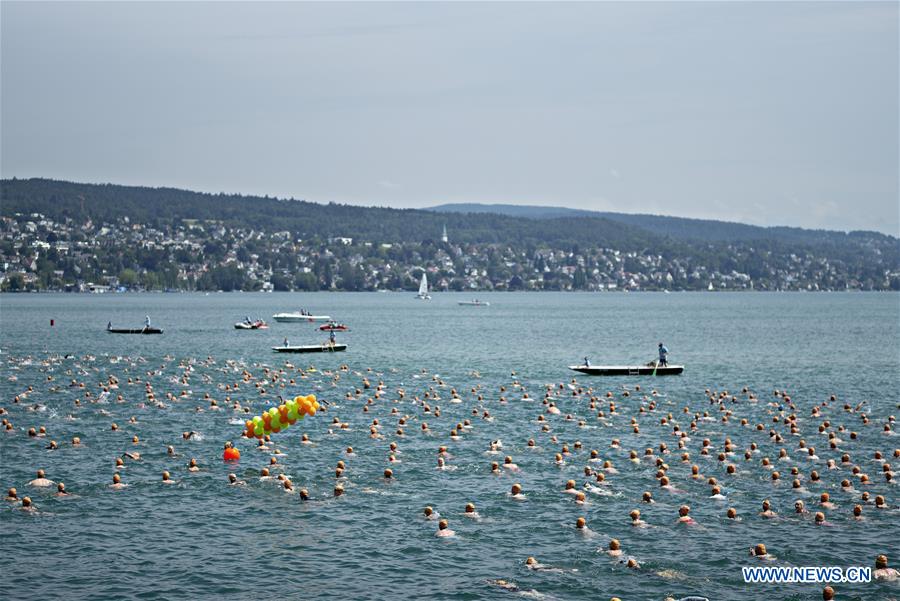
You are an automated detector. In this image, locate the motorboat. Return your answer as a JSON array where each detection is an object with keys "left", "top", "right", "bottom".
[
  {"left": 273, "top": 312, "right": 332, "bottom": 322},
  {"left": 319, "top": 322, "right": 349, "bottom": 332}
]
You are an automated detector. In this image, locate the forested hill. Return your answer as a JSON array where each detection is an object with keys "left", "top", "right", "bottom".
[
  {"left": 3, "top": 178, "right": 896, "bottom": 252},
  {"left": 428, "top": 203, "right": 897, "bottom": 245},
  {"left": 2, "top": 176, "right": 897, "bottom": 261},
  {"left": 2, "top": 178, "right": 898, "bottom": 292}
]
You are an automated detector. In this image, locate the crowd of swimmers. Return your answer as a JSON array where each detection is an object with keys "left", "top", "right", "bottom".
[{"left": 2, "top": 352, "right": 899, "bottom": 599}]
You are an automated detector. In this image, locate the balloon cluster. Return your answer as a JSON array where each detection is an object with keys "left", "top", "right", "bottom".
[{"left": 244, "top": 395, "right": 319, "bottom": 439}]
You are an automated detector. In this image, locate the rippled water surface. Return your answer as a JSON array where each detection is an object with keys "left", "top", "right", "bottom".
[{"left": 1, "top": 292, "right": 899, "bottom": 601}]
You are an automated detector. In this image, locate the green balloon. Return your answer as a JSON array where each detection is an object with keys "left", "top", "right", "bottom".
[
  {"left": 254, "top": 422, "right": 264, "bottom": 437},
  {"left": 287, "top": 406, "right": 299, "bottom": 421}
]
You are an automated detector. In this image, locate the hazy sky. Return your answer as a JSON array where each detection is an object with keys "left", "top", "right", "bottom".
[{"left": 2, "top": 2, "right": 898, "bottom": 234}]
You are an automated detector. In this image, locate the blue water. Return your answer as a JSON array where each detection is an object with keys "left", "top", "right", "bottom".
[{"left": 1, "top": 292, "right": 898, "bottom": 601}]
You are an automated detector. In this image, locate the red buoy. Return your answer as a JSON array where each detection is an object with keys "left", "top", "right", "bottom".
[{"left": 223, "top": 447, "right": 240, "bottom": 461}]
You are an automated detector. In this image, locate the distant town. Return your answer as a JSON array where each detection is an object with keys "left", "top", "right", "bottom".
[{"left": 3, "top": 211, "right": 897, "bottom": 292}]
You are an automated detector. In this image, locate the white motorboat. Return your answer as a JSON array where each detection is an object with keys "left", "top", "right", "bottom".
[
  {"left": 272, "top": 312, "right": 332, "bottom": 323},
  {"left": 416, "top": 272, "right": 431, "bottom": 300}
]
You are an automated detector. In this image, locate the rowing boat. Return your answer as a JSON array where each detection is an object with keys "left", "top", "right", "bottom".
[
  {"left": 273, "top": 344, "right": 347, "bottom": 353},
  {"left": 569, "top": 364, "right": 684, "bottom": 376}
]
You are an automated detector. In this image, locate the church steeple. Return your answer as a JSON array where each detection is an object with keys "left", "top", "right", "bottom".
[{"left": 441, "top": 223, "right": 448, "bottom": 243}]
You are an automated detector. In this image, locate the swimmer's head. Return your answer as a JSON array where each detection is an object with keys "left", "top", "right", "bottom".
[
  {"left": 424, "top": 506, "right": 434, "bottom": 517},
  {"left": 753, "top": 543, "right": 767, "bottom": 556},
  {"left": 679, "top": 505, "right": 690, "bottom": 517},
  {"left": 438, "top": 519, "right": 449, "bottom": 530},
  {"left": 465, "top": 503, "right": 475, "bottom": 513},
  {"left": 565, "top": 480, "right": 576, "bottom": 490},
  {"left": 876, "top": 555, "right": 888, "bottom": 569},
  {"left": 727, "top": 507, "right": 737, "bottom": 519},
  {"left": 228, "top": 474, "right": 237, "bottom": 483},
  {"left": 511, "top": 484, "right": 522, "bottom": 495},
  {"left": 814, "top": 512, "right": 825, "bottom": 524},
  {"left": 609, "top": 538, "right": 620, "bottom": 550},
  {"left": 630, "top": 510, "right": 641, "bottom": 521},
  {"left": 576, "top": 517, "right": 586, "bottom": 529},
  {"left": 162, "top": 471, "right": 170, "bottom": 481}
]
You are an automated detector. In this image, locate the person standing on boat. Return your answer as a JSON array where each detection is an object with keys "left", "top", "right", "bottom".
[
  {"left": 283, "top": 337, "right": 289, "bottom": 347},
  {"left": 145, "top": 316, "right": 151, "bottom": 327},
  {"left": 329, "top": 330, "right": 336, "bottom": 345},
  {"left": 658, "top": 343, "right": 668, "bottom": 367},
  {"left": 107, "top": 321, "right": 112, "bottom": 331},
  {"left": 584, "top": 357, "right": 590, "bottom": 367}
]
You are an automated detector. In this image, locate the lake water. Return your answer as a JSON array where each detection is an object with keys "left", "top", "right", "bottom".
[{"left": 1, "top": 292, "right": 898, "bottom": 601}]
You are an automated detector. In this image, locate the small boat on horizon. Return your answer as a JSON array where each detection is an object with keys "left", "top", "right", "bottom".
[
  {"left": 273, "top": 311, "right": 332, "bottom": 322},
  {"left": 458, "top": 299, "right": 490, "bottom": 306},
  {"left": 416, "top": 272, "right": 431, "bottom": 300},
  {"left": 319, "top": 322, "right": 349, "bottom": 332}
]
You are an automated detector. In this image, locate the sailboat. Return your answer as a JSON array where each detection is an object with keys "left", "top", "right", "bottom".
[{"left": 417, "top": 272, "right": 431, "bottom": 300}]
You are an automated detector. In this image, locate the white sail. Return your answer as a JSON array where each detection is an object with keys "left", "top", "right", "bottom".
[{"left": 417, "top": 272, "right": 431, "bottom": 299}]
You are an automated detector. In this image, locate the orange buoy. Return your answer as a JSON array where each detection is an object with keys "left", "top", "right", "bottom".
[{"left": 223, "top": 447, "right": 240, "bottom": 461}]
